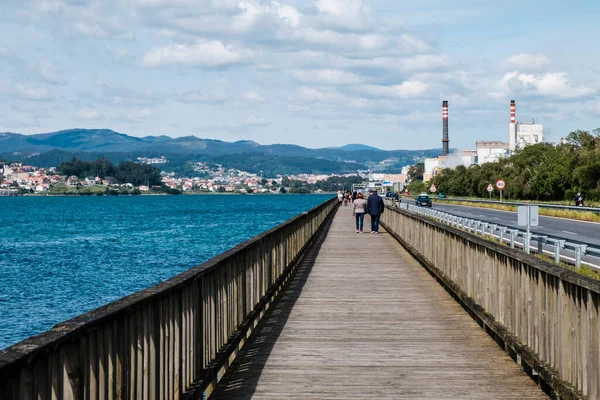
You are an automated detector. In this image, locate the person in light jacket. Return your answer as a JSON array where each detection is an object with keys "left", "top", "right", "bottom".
[
  {"left": 352, "top": 192, "right": 367, "bottom": 233},
  {"left": 367, "top": 189, "right": 385, "bottom": 233}
]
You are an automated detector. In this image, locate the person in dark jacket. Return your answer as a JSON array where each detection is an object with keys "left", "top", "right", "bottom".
[{"left": 367, "top": 189, "right": 385, "bottom": 233}]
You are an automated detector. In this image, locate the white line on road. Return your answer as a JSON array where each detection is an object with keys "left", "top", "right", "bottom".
[{"left": 562, "top": 230, "right": 577, "bottom": 235}]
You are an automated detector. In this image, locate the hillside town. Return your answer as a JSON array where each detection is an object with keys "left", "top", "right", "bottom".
[{"left": 1, "top": 160, "right": 402, "bottom": 196}]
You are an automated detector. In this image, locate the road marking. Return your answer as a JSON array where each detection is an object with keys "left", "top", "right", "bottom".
[{"left": 562, "top": 230, "right": 577, "bottom": 235}]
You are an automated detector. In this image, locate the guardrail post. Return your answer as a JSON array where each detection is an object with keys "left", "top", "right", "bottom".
[
  {"left": 489, "top": 224, "right": 498, "bottom": 239},
  {"left": 575, "top": 245, "right": 582, "bottom": 267},
  {"left": 498, "top": 227, "right": 507, "bottom": 245},
  {"left": 524, "top": 232, "right": 531, "bottom": 254},
  {"left": 509, "top": 230, "right": 517, "bottom": 248},
  {"left": 554, "top": 240, "right": 566, "bottom": 264},
  {"left": 481, "top": 223, "right": 489, "bottom": 237},
  {"left": 537, "top": 236, "right": 547, "bottom": 255}
]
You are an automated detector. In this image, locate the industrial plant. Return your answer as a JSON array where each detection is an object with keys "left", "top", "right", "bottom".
[{"left": 423, "top": 100, "right": 543, "bottom": 181}]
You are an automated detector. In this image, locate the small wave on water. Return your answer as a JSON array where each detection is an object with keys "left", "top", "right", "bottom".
[{"left": 0, "top": 194, "right": 330, "bottom": 349}]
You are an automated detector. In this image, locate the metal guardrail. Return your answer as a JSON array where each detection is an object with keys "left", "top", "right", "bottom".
[
  {"left": 432, "top": 196, "right": 600, "bottom": 212},
  {"left": 385, "top": 199, "right": 600, "bottom": 269}
]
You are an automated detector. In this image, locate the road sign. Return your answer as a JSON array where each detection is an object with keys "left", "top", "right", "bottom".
[
  {"left": 518, "top": 206, "right": 539, "bottom": 226},
  {"left": 495, "top": 179, "right": 506, "bottom": 190},
  {"left": 518, "top": 205, "right": 539, "bottom": 254},
  {"left": 430, "top": 184, "right": 437, "bottom": 193},
  {"left": 486, "top": 184, "right": 494, "bottom": 192}
]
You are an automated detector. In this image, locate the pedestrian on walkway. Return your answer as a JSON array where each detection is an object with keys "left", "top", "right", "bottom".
[
  {"left": 352, "top": 192, "right": 367, "bottom": 233},
  {"left": 367, "top": 189, "right": 384, "bottom": 233}
]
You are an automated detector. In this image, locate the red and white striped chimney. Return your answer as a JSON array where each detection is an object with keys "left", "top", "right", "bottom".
[
  {"left": 510, "top": 100, "right": 516, "bottom": 124},
  {"left": 442, "top": 101, "right": 449, "bottom": 156}
]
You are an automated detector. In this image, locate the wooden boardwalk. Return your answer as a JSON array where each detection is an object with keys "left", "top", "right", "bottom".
[{"left": 212, "top": 206, "right": 547, "bottom": 399}]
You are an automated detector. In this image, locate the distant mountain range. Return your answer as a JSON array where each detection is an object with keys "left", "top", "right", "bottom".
[{"left": 0, "top": 129, "right": 442, "bottom": 176}]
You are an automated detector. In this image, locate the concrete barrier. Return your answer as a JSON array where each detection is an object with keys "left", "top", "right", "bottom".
[
  {"left": 0, "top": 197, "right": 338, "bottom": 400},
  {"left": 381, "top": 205, "right": 598, "bottom": 399}
]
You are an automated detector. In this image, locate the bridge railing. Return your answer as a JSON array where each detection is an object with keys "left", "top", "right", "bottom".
[
  {"left": 381, "top": 204, "right": 599, "bottom": 399},
  {"left": 0, "top": 197, "right": 338, "bottom": 400}
]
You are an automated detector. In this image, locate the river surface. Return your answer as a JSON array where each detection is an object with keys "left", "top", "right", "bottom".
[{"left": 0, "top": 194, "right": 331, "bottom": 350}]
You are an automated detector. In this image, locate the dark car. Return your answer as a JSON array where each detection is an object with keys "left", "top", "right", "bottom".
[
  {"left": 415, "top": 195, "right": 432, "bottom": 207},
  {"left": 385, "top": 192, "right": 399, "bottom": 200},
  {"left": 437, "top": 192, "right": 446, "bottom": 199}
]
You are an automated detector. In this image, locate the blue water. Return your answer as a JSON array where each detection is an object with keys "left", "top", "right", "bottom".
[{"left": 0, "top": 194, "right": 330, "bottom": 350}]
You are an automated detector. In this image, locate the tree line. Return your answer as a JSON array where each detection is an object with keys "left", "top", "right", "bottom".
[
  {"left": 429, "top": 129, "right": 600, "bottom": 201},
  {"left": 58, "top": 157, "right": 162, "bottom": 186}
]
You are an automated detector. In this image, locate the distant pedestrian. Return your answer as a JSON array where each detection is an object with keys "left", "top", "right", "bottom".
[
  {"left": 352, "top": 191, "right": 357, "bottom": 202},
  {"left": 337, "top": 190, "right": 343, "bottom": 204},
  {"left": 353, "top": 192, "right": 367, "bottom": 233},
  {"left": 367, "top": 189, "right": 385, "bottom": 233}
]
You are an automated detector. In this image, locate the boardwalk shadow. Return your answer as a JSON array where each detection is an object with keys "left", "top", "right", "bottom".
[{"left": 211, "top": 209, "right": 335, "bottom": 400}]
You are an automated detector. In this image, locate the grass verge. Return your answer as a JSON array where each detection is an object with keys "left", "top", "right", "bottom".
[{"left": 431, "top": 199, "right": 600, "bottom": 223}]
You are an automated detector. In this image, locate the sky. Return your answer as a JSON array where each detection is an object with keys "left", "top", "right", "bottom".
[{"left": 0, "top": 0, "right": 599, "bottom": 150}]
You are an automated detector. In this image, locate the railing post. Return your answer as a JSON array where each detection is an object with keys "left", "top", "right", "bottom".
[
  {"left": 498, "top": 227, "right": 507, "bottom": 245},
  {"left": 575, "top": 245, "right": 582, "bottom": 267},
  {"left": 554, "top": 240, "right": 565, "bottom": 264},
  {"left": 537, "top": 236, "right": 547, "bottom": 255},
  {"left": 510, "top": 230, "right": 517, "bottom": 248}
]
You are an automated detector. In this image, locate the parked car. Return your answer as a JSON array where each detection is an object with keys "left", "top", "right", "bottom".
[
  {"left": 415, "top": 195, "right": 432, "bottom": 207},
  {"left": 437, "top": 192, "right": 446, "bottom": 199}
]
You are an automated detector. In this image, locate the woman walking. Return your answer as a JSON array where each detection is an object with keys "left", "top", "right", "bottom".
[{"left": 352, "top": 192, "right": 367, "bottom": 233}]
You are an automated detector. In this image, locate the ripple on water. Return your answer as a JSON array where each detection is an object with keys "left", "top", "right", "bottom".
[{"left": 0, "top": 194, "right": 330, "bottom": 349}]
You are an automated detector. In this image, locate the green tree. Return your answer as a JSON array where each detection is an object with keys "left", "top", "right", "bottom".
[{"left": 407, "top": 162, "right": 424, "bottom": 182}]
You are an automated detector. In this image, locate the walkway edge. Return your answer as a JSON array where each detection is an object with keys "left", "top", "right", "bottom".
[
  {"left": 191, "top": 205, "right": 338, "bottom": 400},
  {"left": 381, "top": 219, "right": 583, "bottom": 400}
]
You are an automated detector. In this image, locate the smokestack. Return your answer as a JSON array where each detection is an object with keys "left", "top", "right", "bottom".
[
  {"left": 510, "top": 100, "right": 516, "bottom": 124},
  {"left": 442, "top": 100, "right": 449, "bottom": 156}
]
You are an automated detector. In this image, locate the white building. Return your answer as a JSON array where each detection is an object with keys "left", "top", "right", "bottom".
[
  {"left": 423, "top": 150, "right": 477, "bottom": 181},
  {"left": 476, "top": 141, "right": 509, "bottom": 165}
]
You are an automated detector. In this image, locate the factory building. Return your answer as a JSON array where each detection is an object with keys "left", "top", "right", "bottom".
[
  {"left": 476, "top": 141, "right": 509, "bottom": 164},
  {"left": 508, "top": 100, "right": 543, "bottom": 154},
  {"left": 423, "top": 151, "right": 478, "bottom": 182}
]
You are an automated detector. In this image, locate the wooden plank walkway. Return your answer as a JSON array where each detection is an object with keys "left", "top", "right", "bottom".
[{"left": 212, "top": 206, "right": 547, "bottom": 399}]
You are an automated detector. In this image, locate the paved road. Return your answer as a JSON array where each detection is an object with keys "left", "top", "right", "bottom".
[{"left": 403, "top": 199, "right": 600, "bottom": 248}]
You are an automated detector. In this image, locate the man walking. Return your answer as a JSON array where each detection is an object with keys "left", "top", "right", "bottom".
[{"left": 367, "top": 189, "right": 384, "bottom": 233}]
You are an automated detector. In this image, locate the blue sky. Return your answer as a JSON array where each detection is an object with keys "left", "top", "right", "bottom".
[{"left": 0, "top": 0, "right": 599, "bottom": 150}]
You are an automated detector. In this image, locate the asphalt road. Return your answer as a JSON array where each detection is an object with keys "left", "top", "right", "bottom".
[{"left": 403, "top": 199, "right": 600, "bottom": 248}]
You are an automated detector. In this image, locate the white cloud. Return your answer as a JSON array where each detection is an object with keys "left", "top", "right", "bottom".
[
  {"left": 297, "top": 87, "right": 341, "bottom": 102},
  {"left": 30, "top": 60, "right": 66, "bottom": 85},
  {"left": 245, "top": 116, "right": 271, "bottom": 126},
  {"left": 273, "top": 1, "right": 302, "bottom": 27},
  {"left": 15, "top": 84, "right": 52, "bottom": 100},
  {"left": 361, "top": 81, "right": 428, "bottom": 99},
  {"left": 491, "top": 71, "right": 596, "bottom": 99},
  {"left": 399, "top": 54, "right": 449, "bottom": 72},
  {"left": 77, "top": 108, "right": 101, "bottom": 120},
  {"left": 106, "top": 46, "right": 134, "bottom": 62},
  {"left": 73, "top": 21, "right": 107, "bottom": 37},
  {"left": 141, "top": 40, "right": 251, "bottom": 67},
  {"left": 138, "top": 108, "right": 152, "bottom": 118},
  {"left": 314, "top": 0, "right": 371, "bottom": 30},
  {"left": 291, "top": 69, "right": 361, "bottom": 85},
  {"left": 242, "top": 91, "right": 265, "bottom": 102},
  {"left": 502, "top": 53, "right": 551, "bottom": 72}
]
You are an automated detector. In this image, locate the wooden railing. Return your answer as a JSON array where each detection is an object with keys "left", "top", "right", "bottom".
[
  {"left": 381, "top": 205, "right": 598, "bottom": 399},
  {"left": 0, "top": 197, "right": 337, "bottom": 400}
]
